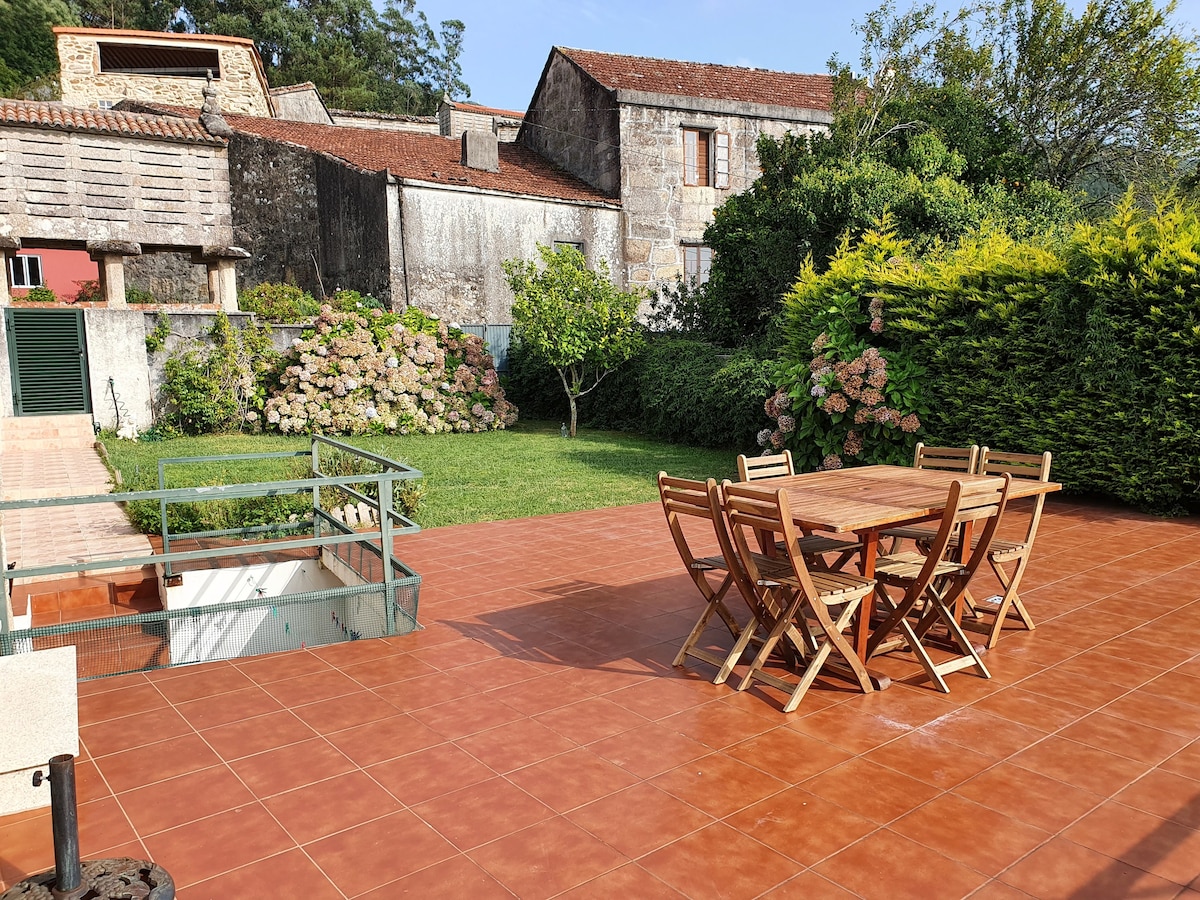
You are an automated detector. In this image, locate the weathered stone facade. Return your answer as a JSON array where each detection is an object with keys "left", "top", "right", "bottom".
[
  {"left": 0, "top": 127, "right": 232, "bottom": 248},
  {"left": 56, "top": 29, "right": 272, "bottom": 117}
]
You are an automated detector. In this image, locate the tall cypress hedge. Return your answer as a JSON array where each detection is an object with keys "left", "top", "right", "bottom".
[{"left": 779, "top": 197, "right": 1200, "bottom": 513}]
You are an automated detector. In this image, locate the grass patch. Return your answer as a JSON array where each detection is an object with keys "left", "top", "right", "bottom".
[{"left": 103, "top": 420, "right": 738, "bottom": 530}]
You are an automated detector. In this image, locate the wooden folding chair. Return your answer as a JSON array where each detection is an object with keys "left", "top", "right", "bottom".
[
  {"left": 962, "top": 449, "right": 1053, "bottom": 648},
  {"left": 735, "top": 452, "right": 861, "bottom": 567},
  {"left": 658, "top": 473, "right": 746, "bottom": 673},
  {"left": 881, "top": 443, "right": 980, "bottom": 550},
  {"left": 723, "top": 480, "right": 876, "bottom": 712},
  {"left": 867, "top": 474, "right": 1012, "bottom": 693}
]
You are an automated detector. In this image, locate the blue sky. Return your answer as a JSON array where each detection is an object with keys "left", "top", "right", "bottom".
[{"left": 415, "top": 0, "right": 1200, "bottom": 113}]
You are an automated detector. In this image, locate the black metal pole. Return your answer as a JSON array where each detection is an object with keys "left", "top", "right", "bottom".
[{"left": 49, "top": 754, "right": 81, "bottom": 894}]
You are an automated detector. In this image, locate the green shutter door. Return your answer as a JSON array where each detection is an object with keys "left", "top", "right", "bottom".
[{"left": 5, "top": 308, "right": 92, "bottom": 415}]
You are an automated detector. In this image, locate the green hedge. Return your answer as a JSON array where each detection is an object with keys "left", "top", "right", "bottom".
[
  {"left": 505, "top": 335, "right": 776, "bottom": 451},
  {"left": 779, "top": 196, "right": 1200, "bottom": 513}
]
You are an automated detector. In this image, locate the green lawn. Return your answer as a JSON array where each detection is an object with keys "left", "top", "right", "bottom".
[{"left": 102, "top": 420, "right": 739, "bottom": 530}]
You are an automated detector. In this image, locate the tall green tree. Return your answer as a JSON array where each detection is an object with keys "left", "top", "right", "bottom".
[
  {"left": 0, "top": 0, "right": 77, "bottom": 98},
  {"left": 504, "top": 245, "right": 646, "bottom": 437},
  {"left": 70, "top": 0, "right": 177, "bottom": 30}
]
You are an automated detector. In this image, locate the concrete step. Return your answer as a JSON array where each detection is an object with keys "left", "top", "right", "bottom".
[{"left": 0, "top": 414, "right": 96, "bottom": 451}]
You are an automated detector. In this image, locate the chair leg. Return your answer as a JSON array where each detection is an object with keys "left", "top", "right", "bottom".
[
  {"left": 910, "top": 588, "right": 991, "bottom": 683},
  {"left": 736, "top": 594, "right": 804, "bottom": 693},
  {"left": 672, "top": 574, "right": 735, "bottom": 668},
  {"left": 982, "top": 556, "right": 1036, "bottom": 649}
]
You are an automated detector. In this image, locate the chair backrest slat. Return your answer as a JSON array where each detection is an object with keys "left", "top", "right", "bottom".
[
  {"left": 913, "top": 442, "right": 980, "bottom": 474},
  {"left": 977, "top": 448, "right": 1052, "bottom": 548},
  {"left": 905, "top": 475, "right": 1012, "bottom": 595},
  {"left": 737, "top": 450, "right": 794, "bottom": 482},
  {"left": 722, "top": 480, "right": 820, "bottom": 601}
]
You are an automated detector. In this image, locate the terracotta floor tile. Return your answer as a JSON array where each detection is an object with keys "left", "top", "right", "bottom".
[
  {"left": 171, "top": 685, "right": 284, "bottom": 730},
  {"left": 412, "top": 776, "right": 554, "bottom": 850},
  {"left": 725, "top": 786, "right": 878, "bottom": 866},
  {"left": 309, "top": 636, "right": 398, "bottom": 668},
  {"left": 323, "top": 712, "right": 445, "bottom": 767},
  {"left": 534, "top": 695, "right": 649, "bottom": 745},
  {"left": 263, "top": 770, "right": 403, "bottom": 844},
  {"left": 786, "top": 702, "right": 913, "bottom": 754},
  {"left": 367, "top": 741, "right": 497, "bottom": 806},
  {"left": 725, "top": 726, "right": 853, "bottom": 784},
  {"left": 290, "top": 689, "right": 401, "bottom": 734},
  {"left": 1000, "top": 836, "right": 1182, "bottom": 899},
  {"left": 469, "top": 816, "right": 628, "bottom": 900},
  {"left": 639, "top": 821, "right": 800, "bottom": 900},
  {"left": 338, "top": 651, "right": 439, "bottom": 688},
  {"left": 151, "top": 664, "right": 256, "bottom": 704},
  {"left": 95, "top": 733, "right": 222, "bottom": 794},
  {"left": 971, "top": 685, "right": 1089, "bottom": 732},
  {"left": 1060, "top": 712, "right": 1189, "bottom": 765},
  {"left": 1065, "top": 800, "right": 1200, "bottom": 887},
  {"left": 1054, "top": 650, "right": 1164, "bottom": 689},
  {"left": 76, "top": 796, "right": 139, "bottom": 859},
  {"left": 507, "top": 747, "right": 640, "bottom": 813},
  {"left": 650, "top": 751, "right": 788, "bottom": 818},
  {"left": 230, "top": 737, "right": 354, "bottom": 798},
  {"left": 1015, "top": 665, "right": 1131, "bottom": 711},
  {"left": 186, "top": 848, "right": 343, "bottom": 900},
  {"left": 893, "top": 792, "right": 1049, "bottom": 876},
  {"left": 77, "top": 683, "right": 168, "bottom": 726},
  {"left": 553, "top": 863, "right": 685, "bottom": 899},
  {"left": 604, "top": 676, "right": 720, "bottom": 719},
  {"left": 371, "top": 670, "right": 476, "bottom": 712},
  {"left": 199, "top": 710, "right": 317, "bottom": 761},
  {"left": 862, "top": 729, "right": 997, "bottom": 790},
  {"left": 656, "top": 699, "right": 778, "bottom": 750},
  {"left": 409, "top": 637, "right": 504, "bottom": 671},
  {"left": 916, "top": 705, "right": 1048, "bottom": 760},
  {"left": 1115, "top": 768, "right": 1200, "bottom": 828},
  {"left": 456, "top": 717, "right": 577, "bottom": 773},
  {"left": 1008, "top": 736, "right": 1150, "bottom": 796},
  {"left": 116, "top": 764, "right": 253, "bottom": 836},
  {"left": 356, "top": 853, "right": 513, "bottom": 899},
  {"left": 409, "top": 691, "right": 526, "bottom": 740},
  {"left": 258, "top": 668, "right": 363, "bottom": 708},
  {"left": 484, "top": 671, "right": 595, "bottom": 717},
  {"left": 305, "top": 808, "right": 458, "bottom": 896},
  {"left": 801, "top": 757, "right": 941, "bottom": 825},
  {"left": 954, "top": 762, "right": 1103, "bottom": 832},
  {"left": 234, "top": 649, "right": 332, "bottom": 684},
  {"left": 587, "top": 721, "right": 713, "bottom": 779},
  {"left": 140, "top": 803, "right": 294, "bottom": 888},
  {"left": 816, "top": 827, "right": 987, "bottom": 900},
  {"left": 1162, "top": 740, "right": 1200, "bottom": 781},
  {"left": 761, "top": 870, "right": 862, "bottom": 899},
  {"left": 565, "top": 781, "right": 712, "bottom": 858},
  {"left": 80, "top": 705, "right": 193, "bottom": 759},
  {"left": 1103, "top": 688, "right": 1200, "bottom": 738}
]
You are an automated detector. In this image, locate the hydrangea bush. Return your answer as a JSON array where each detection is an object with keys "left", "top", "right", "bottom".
[{"left": 264, "top": 306, "right": 517, "bottom": 435}]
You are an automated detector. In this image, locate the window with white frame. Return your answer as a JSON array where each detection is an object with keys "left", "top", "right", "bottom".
[
  {"left": 9, "top": 255, "right": 43, "bottom": 289},
  {"left": 683, "top": 244, "right": 712, "bottom": 284},
  {"left": 683, "top": 128, "right": 730, "bottom": 188}
]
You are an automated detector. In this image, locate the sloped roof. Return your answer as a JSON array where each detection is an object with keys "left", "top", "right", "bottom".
[
  {"left": 446, "top": 100, "right": 524, "bottom": 120},
  {"left": 557, "top": 47, "right": 833, "bottom": 112},
  {"left": 222, "top": 112, "right": 614, "bottom": 204},
  {"left": 0, "top": 99, "right": 226, "bottom": 145},
  {"left": 52, "top": 26, "right": 257, "bottom": 47}
]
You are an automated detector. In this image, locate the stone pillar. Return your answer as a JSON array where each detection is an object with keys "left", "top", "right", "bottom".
[
  {"left": 86, "top": 241, "right": 141, "bottom": 309},
  {"left": 0, "top": 237, "right": 19, "bottom": 307},
  {"left": 196, "top": 246, "right": 251, "bottom": 312}
]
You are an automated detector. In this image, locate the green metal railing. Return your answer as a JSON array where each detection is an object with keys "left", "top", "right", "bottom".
[{"left": 0, "top": 436, "right": 424, "bottom": 678}]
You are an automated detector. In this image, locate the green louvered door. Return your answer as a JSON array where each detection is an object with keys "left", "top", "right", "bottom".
[{"left": 5, "top": 308, "right": 92, "bottom": 416}]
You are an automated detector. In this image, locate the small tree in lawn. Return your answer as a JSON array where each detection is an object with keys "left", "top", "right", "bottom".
[{"left": 503, "top": 244, "right": 645, "bottom": 437}]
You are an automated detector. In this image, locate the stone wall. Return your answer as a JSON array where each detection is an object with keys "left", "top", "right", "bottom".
[
  {"left": 520, "top": 54, "right": 621, "bottom": 197},
  {"left": 124, "top": 252, "right": 209, "bottom": 303},
  {"left": 57, "top": 32, "right": 272, "bottom": 117},
  {"left": 617, "top": 96, "right": 826, "bottom": 291},
  {"left": 272, "top": 87, "right": 332, "bottom": 124},
  {"left": 227, "top": 134, "right": 322, "bottom": 298},
  {"left": 398, "top": 184, "right": 622, "bottom": 323},
  {"left": 0, "top": 127, "right": 232, "bottom": 247},
  {"left": 315, "top": 156, "right": 395, "bottom": 304}
]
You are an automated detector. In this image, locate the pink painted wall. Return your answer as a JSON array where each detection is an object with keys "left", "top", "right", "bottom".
[{"left": 10, "top": 249, "right": 98, "bottom": 301}]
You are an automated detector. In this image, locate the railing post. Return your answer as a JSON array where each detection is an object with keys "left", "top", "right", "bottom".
[
  {"left": 378, "top": 471, "right": 395, "bottom": 635},
  {"left": 311, "top": 436, "right": 321, "bottom": 546},
  {"left": 158, "top": 458, "right": 171, "bottom": 579}
]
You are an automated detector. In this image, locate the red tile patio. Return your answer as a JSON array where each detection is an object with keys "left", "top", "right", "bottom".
[{"left": 2, "top": 496, "right": 1200, "bottom": 898}]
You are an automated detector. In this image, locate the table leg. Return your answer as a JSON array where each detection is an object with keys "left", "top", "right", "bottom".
[
  {"left": 954, "top": 520, "right": 974, "bottom": 623},
  {"left": 854, "top": 530, "right": 891, "bottom": 690}
]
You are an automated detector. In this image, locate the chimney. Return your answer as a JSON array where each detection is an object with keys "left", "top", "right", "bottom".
[{"left": 461, "top": 129, "right": 499, "bottom": 172}]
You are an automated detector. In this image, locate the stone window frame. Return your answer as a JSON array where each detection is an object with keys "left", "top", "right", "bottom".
[
  {"left": 682, "top": 243, "right": 713, "bottom": 284},
  {"left": 682, "top": 127, "right": 731, "bottom": 189},
  {"left": 553, "top": 240, "right": 585, "bottom": 255},
  {"left": 9, "top": 254, "right": 43, "bottom": 289}
]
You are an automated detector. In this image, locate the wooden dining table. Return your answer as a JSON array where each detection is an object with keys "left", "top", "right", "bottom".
[{"left": 731, "top": 464, "right": 1062, "bottom": 683}]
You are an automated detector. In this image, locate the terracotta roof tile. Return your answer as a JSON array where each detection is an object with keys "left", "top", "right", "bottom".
[
  {"left": 558, "top": 47, "right": 833, "bottom": 112},
  {"left": 221, "top": 113, "right": 613, "bottom": 204},
  {"left": 0, "top": 99, "right": 226, "bottom": 145},
  {"left": 448, "top": 100, "right": 525, "bottom": 120}
]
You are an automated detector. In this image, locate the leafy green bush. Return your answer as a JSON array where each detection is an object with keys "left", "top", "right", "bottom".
[
  {"left": 161, "top": 313, "right": 279, "bottom": 434},
  {"left": 125, "top": 286, "right": 157, "bottom": 304},
  {"left": 238, "top": 282, "right": 320, "bottom": 323},
  {"left": 328, "top": 289, "right": 385, "bottom": 312},
  {"left": 775, "top": 197, "right": 1200, "bottom": 512},
  {"left": 74, "top": 280, "right": 101, "bottom": 303},
  {"left": 23, "top": 286, "right": 56, "bottom": 303}
]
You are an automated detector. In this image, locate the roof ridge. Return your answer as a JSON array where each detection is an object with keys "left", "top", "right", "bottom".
[{"left": 555, "top": 46, "right": 826, "bottom": 81}]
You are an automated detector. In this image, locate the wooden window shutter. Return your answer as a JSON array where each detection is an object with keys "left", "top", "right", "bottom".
[{"left": 714, "top": 131, "right": 730, "bottom": 188}]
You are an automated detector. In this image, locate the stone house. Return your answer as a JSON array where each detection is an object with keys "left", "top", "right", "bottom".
[{"left": 520, "top": 47, "right": 833, "bottom": 292}]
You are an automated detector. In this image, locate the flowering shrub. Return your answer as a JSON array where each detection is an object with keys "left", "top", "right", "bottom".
[
  {"left": 263, "top": 306, "right": 517, "bottom": 435},
  {"left": 765, "top": 290, "right": 926, "bottom": 470}
]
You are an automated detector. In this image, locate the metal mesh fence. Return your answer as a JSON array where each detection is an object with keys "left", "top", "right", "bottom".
[{"left": 0, "top": 580, "right": 420, "bottom": 680}]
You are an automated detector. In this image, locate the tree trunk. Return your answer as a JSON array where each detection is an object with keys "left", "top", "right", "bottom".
[{"left": 568, "top": 395, "right": 578, "bottom": 437}]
